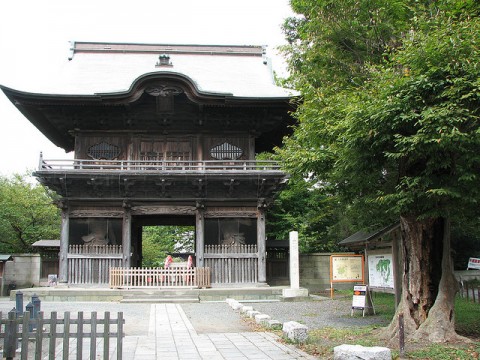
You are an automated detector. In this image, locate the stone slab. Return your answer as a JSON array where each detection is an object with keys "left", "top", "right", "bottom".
[
  {"left": 334, "top": 344, "right": 392, "bottom": 360},
  {"left": 282, "top": 321, "right": 308, "bottom": 343}
]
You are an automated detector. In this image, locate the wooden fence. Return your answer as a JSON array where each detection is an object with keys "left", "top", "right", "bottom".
[
  {"left": 109, "top": 267, "right": 211, "bottom": 289},
  {"left": 68, "top": 245, "right": 123, "bottom": 285},
  {"left": 459, "top": 281, "right": 480, "bottom": 303},
  {"left": 204, "top": 244, "right": 258, "bottom": 284},
  {"left": 0, "top": 310, "right": 124, "bottom": 360}
]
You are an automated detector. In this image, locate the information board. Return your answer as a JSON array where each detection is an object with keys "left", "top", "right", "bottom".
[
  {"left": 330, "top": 255, "right": 364, "bottom": 283},
  {"left": 352, "top": 285, "right": 367, "bottom": 309},
  {"left": 368, "top": 254, "right": 394, "bottom": 289}
]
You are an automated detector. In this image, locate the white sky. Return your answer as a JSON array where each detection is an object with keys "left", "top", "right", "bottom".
[{"left": 0, "top": 0, "right": 294, "bottom": 176}]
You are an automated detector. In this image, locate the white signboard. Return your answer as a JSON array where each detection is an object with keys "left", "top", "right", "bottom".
[
  {"left": 352, "top": 285, "right": 367, "bottom": 310},
  {"left": 368, "top": 254, "right": 394, "bottom": 289},
  {"left": 467, "top": 257, "right": 480, "bottom": 270}
]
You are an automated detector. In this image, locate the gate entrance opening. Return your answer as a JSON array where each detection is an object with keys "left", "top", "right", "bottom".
[{"left": 131, "top": 216, "right": 195, "bottom": 268}]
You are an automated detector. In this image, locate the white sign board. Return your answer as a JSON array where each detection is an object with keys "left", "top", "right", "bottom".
[
  {"left": 368, "top": 254, "right": 394, "bottom": 289},
  {"left": 352, "top": 285, "right": 367, "bottom": 310},
  {"left": 467, "top": 257, "right": 480, "bottom": 270}
]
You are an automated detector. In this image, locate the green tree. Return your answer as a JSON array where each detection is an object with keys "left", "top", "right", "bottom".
[
  {"left": 278, "top": 0, "right": 480, "bottom": 342},
  {"left": 141, "top": 226, "right": 194, "bottom": 267},
  {"left": 0, "top": 173, "right": 60, "bottom": 253}
]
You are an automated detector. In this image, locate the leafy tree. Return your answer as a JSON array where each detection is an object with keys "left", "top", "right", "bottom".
[
  {"left": 279, "top": 0, "right": 480, "bottom": 342},
  {"left": 141, "top": 226, "right": 194, "bottom": 267},
  {"left": 0, "top": 173, "right": 60, "bottom": 253}
]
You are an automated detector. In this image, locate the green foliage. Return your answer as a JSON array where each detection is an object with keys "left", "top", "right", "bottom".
[
  {"left": 278, "top": 0, "right": 480, "bottom": 232},
  {"left": 266, "top": 178, "right": 340, "bottom": 252},
  {"left": 0, "top": 173, "right": 60, "bottom": 253},
  {"left": 141, "top": 226, "right": 194, "bottom": 267}
]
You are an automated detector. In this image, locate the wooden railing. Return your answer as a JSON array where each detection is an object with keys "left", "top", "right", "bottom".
[
  {"left": 38, "top": 157, "right": 282, "bottom": 172},
  {"left": 68, "top": 245, "right": 123, "bottom": 285},
  {"left": 109, "top": 267, "right": 211, "bottom": 289},
  {"left": 204, "top": 244, "right": 258, "bottom": 284},
  {"left": 0, "top": 310, "right": 124, "bottom": 360}
]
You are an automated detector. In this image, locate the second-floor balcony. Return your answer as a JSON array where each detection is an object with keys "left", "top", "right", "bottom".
[
  {"left": 38, "top": 158, "right": 284, "bottom": 174},
  {"left": 35, "top": 155, "right": 288, "bottom": 201}
]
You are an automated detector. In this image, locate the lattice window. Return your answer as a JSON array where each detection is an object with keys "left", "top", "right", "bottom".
[
  {"left": 87, "top": 142, "right": 121, "bottom": 160},
  {"left": 210, "top": 142, "right": 243, "bottom": 160}
]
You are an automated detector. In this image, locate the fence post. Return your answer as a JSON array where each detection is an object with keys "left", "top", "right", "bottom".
[
  {"left": 4, "top": 309, "right": 17, "bottom": 360},
  {"left": 32, "top": 294, "right": 41, "bottom": 318},
  {"left": 15, "top": 291, "right": 23, "bottom": 317},
  {"left": 26, "top": 303, "right": 34, "bottom": 331}
]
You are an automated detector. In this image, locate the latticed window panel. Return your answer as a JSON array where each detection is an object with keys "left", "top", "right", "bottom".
[
  {"left": 210, "top": 142, "right": 243, "bottom": 160},
  {"left": 87, "top": 142, "right": 121, "bottom": 160}
]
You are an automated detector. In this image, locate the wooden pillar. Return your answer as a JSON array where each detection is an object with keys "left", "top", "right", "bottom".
[
  {"left": 195, "top": 207, "right": 205, "bottom": 267},
  {"left": 122, "top": 207, "right": 132, "bottom": 268},
  {"left": 257, "top": 208, "right": 267, "bottom": 283},
  {"left": 59, "top": 206, "right": 69, "bottom": 283}
]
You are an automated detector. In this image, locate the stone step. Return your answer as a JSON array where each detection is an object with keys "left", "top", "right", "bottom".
[{"left": 121, "top": 297, "right": 199, "bottom": 303}]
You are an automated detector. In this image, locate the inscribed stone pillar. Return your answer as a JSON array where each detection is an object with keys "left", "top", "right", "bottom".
[
  {"left": 122, "top": 208, "right": 132, "bottom": 268},
  {"left": 257, "top": 209, "right": 267, "bottom": 283},
  {"left": 289, "top": 231, "right": 300, "bottom": 289},
  {"left": 196, "top": 208, "right": 205, "bottom": 267},
  {"left": 59, "top": 207, "right": 69, "bottom": 283}
]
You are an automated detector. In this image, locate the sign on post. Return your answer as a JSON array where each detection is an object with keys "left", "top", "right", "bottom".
[
  {"left": 330, "top": 255, "right": 364, "bottom": 298},
  {"left": 351, "top": 284, "right": 375, "bottom": 317},
  {"left": 467, "top": 257, "right": 480, "bottom": 270}
]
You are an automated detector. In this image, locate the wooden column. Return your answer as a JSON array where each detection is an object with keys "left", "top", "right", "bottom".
[
  {"left": 196, "top": 207, "right": 205, "bottom": 267},
  {"left": 122, "top": 207, "right": 132, "bottom": 268},
  {"left": 257, "top": 208, "right": 267, "bottom": 283},
  {"left": 59, "top": 206, "right": 69, "bottom": 283}
]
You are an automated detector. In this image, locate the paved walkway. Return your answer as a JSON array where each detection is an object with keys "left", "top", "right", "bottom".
[{"left": 122, "top": 303, "right": 314, "bottom": 360}]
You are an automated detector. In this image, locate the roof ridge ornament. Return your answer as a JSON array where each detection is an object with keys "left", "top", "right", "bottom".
[
  {"left": 145, "top": 84, "right": 183, "bottom": 97},
  {"left": 156, "top": 54, "right": 173, "bottom": 67}
]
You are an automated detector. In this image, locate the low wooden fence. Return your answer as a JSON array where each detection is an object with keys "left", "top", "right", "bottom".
[
  {"left": 68, "top": 245, "right": 123, "bottom": 285},
  {"left": 204, "top": 244, "right": 258, "bottom": 284},
  {"left": 459, "top": 281, "right": 480, "bottom": 303},
  {"left": 109, "top": 267, "right": 211, "bottom": 289},
  {"left": 0, "top": 310, "right": 124, "bottom": 360}
]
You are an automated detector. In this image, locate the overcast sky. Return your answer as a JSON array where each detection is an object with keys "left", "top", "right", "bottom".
[{"left": 0, "top": 0, "right": 294, "bottom": 176}]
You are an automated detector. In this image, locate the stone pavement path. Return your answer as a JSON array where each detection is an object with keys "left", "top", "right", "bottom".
[{"left": 124, "top": 303, "right": 315, "bottom": 359}]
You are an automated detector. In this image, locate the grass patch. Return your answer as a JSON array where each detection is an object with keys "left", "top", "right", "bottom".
[{"left": 296, "top": 292, "right": 480, "bottom": 359}]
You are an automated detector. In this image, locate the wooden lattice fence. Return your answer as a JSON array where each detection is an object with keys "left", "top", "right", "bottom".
[
  {"left": 68, "top": 245, "right": 123, "bottom": 285},
  {"left": 0, "top": 310, "right": 124, "bottom": 360},
  {"left": 204, "top": 244, "right": 258, "bottom": 284}
]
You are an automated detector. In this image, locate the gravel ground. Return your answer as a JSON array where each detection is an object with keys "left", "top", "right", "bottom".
[
  {"left": 246, "top": 297, "right": 389, "bottom": 330},
  {"left": 182, "top": 296, "right": 388, "bottom": 333}
]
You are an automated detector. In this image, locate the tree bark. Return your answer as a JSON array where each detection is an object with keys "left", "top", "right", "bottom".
[{"left": 384, "top": 215, "right": 464, "bottom": 343}]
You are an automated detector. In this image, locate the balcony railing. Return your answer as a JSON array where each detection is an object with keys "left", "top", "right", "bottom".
[{"left": 38, "top": 158, "right": 283, "bottom": 172}]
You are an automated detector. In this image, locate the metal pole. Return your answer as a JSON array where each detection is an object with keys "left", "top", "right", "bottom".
[{"left": 399, "top": 313, "right": 405, "bottom": 357}]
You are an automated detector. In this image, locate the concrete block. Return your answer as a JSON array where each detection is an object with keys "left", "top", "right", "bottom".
[
  {"left": 333, "top": 344, "right": 392, "bottom": 360},
  {"left": 267, "top": 320, "right": 282, "bottom": 330},
  {"left": 282, "top": 321, "right": 308, "bottom": 343},
  {"left": 254, "top": 314, "right": 271, "bottom": 325},
  {"left": 246, "top": 310, "right": 260, "bottom": 318},
  {"left": 231, "top": 301, "right": 243, "bottom": 310},
  {"left": 282, "top": 287, "right": 309, "bottom": 298},
  {"left": 240, "top": 306, "right": 253, "bottom": 314}
]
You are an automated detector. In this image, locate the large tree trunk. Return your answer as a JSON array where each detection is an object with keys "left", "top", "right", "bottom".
[{"left": 384, "top": 215, "right": 465, "bottom": 344}]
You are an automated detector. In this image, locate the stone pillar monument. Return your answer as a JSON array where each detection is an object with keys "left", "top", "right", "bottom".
[{"left": 282, "top": 231, "right": 309, "bottom": 298}]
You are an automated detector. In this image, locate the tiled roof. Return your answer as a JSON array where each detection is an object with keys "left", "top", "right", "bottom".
[
  {"left": 32, "top": 240, "right": 60, "bottom": 248},
  {"left": 33, "top": 42, "right": 297, "bottom": 99}
]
